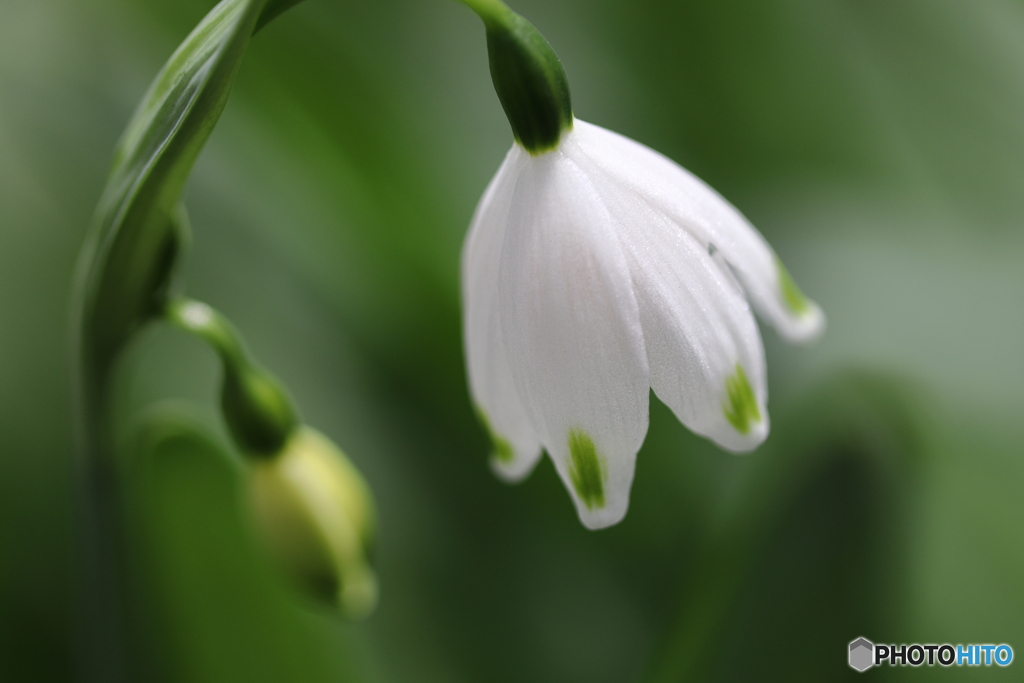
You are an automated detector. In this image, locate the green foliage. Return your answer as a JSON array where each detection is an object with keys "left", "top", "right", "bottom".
[
  {"left": 67, "top": 2, "right": 309, "bottom": 680},
  {"left": 75, "top": 0, "right": 292, "bottom": 377}
]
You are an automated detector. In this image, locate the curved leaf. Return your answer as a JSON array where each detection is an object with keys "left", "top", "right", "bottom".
[{"left": 74, "top": 0, "right": 301, "bottom": 378}]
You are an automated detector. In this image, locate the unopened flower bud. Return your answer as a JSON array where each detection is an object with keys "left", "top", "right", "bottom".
[
  {"left": 164, "top": 297, "right": 377, "bottom": 614},
  {"left": 248, "top": 426, "right": 377, "bottom": 618}
]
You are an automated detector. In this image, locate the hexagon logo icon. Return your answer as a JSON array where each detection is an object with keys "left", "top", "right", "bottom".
[{"left": 849, "top": 637, "right": 875, "bottom": 672}]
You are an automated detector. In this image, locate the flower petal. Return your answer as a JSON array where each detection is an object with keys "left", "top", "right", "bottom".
[
  {"left": 565, "top": 137, "right": 769, "bottom": 451},
  {"left": 635, "top": 207, "right": 768, "bottom": 446},
  {"left": 497, "top": 149, "right": 650, "bottom": 529},
  {"left": 462, "top": 145, "right": 543, "bottom": 481},
  {"left": 571, "top": 119, "right": 825, "bottom": 343}
]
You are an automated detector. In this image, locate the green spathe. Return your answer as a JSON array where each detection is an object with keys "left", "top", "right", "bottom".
[
  {"left": 723, "top": 364, "right": 761, "bottom": 435},
  {"left": 459, "top": 0, "right": 573, "bottom": 154},
  {"left": 568, "top": 429, "right": 605, "bottom": 510}
]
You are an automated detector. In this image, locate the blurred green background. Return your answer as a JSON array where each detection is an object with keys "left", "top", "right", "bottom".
[{"left": 2, "top": 0, "right": 1023, "bottom": 680}]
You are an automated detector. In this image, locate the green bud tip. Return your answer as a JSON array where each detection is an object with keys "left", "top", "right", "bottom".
[
  {"left": 458, "top": 0, "right": 573, "bottom": 154},
  {"left": 248, "top": 426, "right": 378, "bottom": 618},
  {"left": 165, "top": 298, "right": 299, "bottom": 457}
]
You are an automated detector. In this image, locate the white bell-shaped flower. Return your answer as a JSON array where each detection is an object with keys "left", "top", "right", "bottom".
[{"left": 462, "top": 119, "right": 824, "bottom": 529}]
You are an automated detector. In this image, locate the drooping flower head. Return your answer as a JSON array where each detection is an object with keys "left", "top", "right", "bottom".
[{"left": 458, "top": 0, "right": 824, "bottom": 529}]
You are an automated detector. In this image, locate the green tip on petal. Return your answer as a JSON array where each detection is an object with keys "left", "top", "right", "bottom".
[
  {"left": 567, "top": 429, "right": 605, "bottom": 510},
  {"left": 775, "top": 256, "right": 811, "bottom": 316},
  {"left": 723, "top": 364, "right": 761, "bottom": 435},
  {"left": 475, "top": 407, "right": 515, "bottom": 464}
]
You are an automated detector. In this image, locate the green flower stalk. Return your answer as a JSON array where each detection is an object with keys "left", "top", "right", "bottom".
[{"left": 69, "top": 1, "right": 342, "bottom": 675}]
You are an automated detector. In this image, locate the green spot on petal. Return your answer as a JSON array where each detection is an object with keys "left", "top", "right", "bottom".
[
  {"left": 475, "top": 406, "right": 515, "bottom": 464},
  {"left": 567, "top": 429, "right": 605, "bottom": 510},
  {"left": 776, "top": 256, "right": 810, "bottom": 315},
  {"left": 723, "top": 364, "right": 761, "bottom": 435}
]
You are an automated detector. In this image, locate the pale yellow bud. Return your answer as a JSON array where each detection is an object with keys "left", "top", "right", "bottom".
[{"left": 248, "top": 426, "right": 377, "bottom": 618}]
